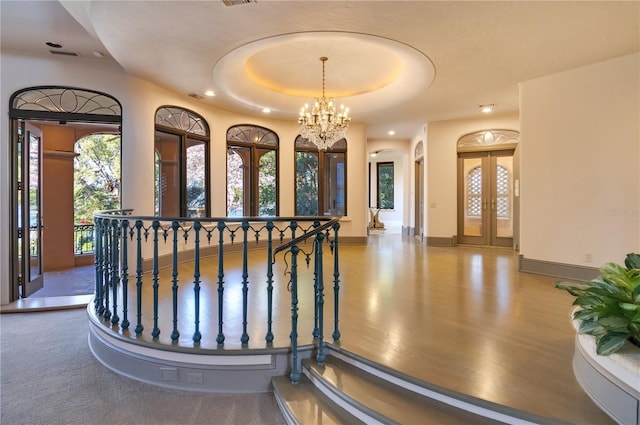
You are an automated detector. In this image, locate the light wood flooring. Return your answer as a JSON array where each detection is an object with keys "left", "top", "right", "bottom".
[{"left": 4, "top": 230, "right": 614, "bottom": 424}]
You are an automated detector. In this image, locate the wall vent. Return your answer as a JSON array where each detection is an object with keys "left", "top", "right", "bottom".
[
  {"left": 49, "top": 50, "right": 79, "bottom": 57},
  {"left": 222, "top": 0, "right": 256, "bottom": 6}
]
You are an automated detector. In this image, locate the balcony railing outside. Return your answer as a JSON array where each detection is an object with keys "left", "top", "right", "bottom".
[
  {"left": 92, "top": 210, "right": 341, "bottom": 383},
  {"left": 74, "top": 224, "right": 95, "bottom": 254}
]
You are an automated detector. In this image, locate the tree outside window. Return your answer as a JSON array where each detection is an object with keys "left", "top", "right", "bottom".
[
  {"left": 226, "top": 125, "right": 278, "bottom": 217},
  {"left": 74, "top": 134, "right": 121, "bottom": 223},
  {"left": 295, "top": 136, "right": 347, "bottom": 216},
  {"left": 154, "top": 106, "right": 210, "bottom": 218},
  {"left": 376, "top": 162, "right": 394, "bottom": 209}
]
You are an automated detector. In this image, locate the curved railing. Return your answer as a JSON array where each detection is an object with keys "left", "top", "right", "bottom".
[{"left": 92, "top": 210, "right": 341, "bottom": 383}]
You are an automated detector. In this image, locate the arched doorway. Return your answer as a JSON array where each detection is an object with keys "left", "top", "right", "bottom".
[
  {"left": 9, "top": 86, "right": 122, "bottom": 300},
  {"left": 457, "top": 130, "right": 519, "bottom": 247}
]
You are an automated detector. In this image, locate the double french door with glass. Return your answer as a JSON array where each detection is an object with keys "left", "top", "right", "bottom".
[{"left": 458, "top": 150, "right": 514, "bottom": 247}]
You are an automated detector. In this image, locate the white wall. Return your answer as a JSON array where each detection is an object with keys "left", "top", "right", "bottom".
[
  {"left": 520, "top": 53, "right": 640, "bottom": 266},
  {"left": 366, "top": 139, "right": 409, "bottom": 229},
  {"left": 425, "top": 113, "right": 520, "bottom": 239},
  {"left": 0, "top": 52, "right": 368, "bottom": 304}
]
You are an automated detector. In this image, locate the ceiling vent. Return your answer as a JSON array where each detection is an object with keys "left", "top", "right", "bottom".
[
  {"left": 222, "top": 0, "right": 256, "bottom": 6},
  {"left": 49, "top": 50, "right": 79, "bottom": 57}
]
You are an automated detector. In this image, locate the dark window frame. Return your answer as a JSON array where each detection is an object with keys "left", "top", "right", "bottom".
[
  {"left": 294, "top": 136, "right": 347, "bottom": 216},
  {"left": 376, "top": 161, "right": 394, "bottom": 210},
  {"left": 226, "top": 124, "right": 279, "bottom": 217},
  {"left": 154, "top": 106, "right": 210, "bottom": 218}
]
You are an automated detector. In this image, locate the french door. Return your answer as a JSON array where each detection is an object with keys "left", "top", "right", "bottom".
[
  {"left": 14, "top": 121, "right": 44, "bottom": 297},
  {"left": 458, "top": 150, "right": 514, "bottom": 247}
]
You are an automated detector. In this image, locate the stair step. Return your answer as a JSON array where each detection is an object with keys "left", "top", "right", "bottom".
[
  {"left": 304, "top": 355, "right": 503, "bottom": 425},
  {"left": 272, "top": 374, "right": 366, "bottom": 425}
]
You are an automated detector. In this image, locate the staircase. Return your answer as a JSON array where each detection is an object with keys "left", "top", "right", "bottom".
[{"left": 273, "top": 345, "right": 559, "bottom": 425}]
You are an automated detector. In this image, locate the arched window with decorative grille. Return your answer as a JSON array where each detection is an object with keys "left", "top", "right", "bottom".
[
  {"left": 154, "top": 106, "right": 210, "bottom": 217},
  {"left": 226, "top": 125, "right": 279, "bottom": 217}
]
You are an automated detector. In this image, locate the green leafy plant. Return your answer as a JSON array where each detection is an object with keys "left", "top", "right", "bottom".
[{"left": 556, "top": 253, "right": 640, "bottom": 355}]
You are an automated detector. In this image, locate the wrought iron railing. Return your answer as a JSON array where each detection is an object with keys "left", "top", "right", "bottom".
[
  {"left": 74, "top": 224, "right": 95, "bottom": 254},
  {"left": 92, "top": 210, "right": 341, "bottom": 383}
]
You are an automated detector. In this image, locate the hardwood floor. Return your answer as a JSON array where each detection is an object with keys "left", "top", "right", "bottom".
[{"left": 6, "top": 230, "right": 615, "bottom": 424}]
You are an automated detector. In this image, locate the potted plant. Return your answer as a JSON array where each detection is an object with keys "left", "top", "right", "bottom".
[{"left": 556, "top": 253, "right": 640, "bottom": 355}]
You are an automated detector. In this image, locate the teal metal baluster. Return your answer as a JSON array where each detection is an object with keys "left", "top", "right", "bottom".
[
  {"left": 135, "top": 220, "right": 144, "bottom": 335},
  {"left": 151, "top": 220, "right": 161, "bottom": 339},
  {"left": 332, "top": 222, "right": 341, "bottom": 341},
  {"left": 315, "top": 232, "right": 326, "bottom": 364},
  {"left": 103, "top": 219, "right": 112, "bottom": 321},
  {"left": 121, "top": 220, "right": 130, "bottom": 330},
  {"left": 170, "top": 220, "right": 180, "bottom": 342},
  {"left": 95, "top": 218, "right": 104, "bottom": 314},
  {"left": 289, "top": 245, "right": 300, "bottom": 384},
  {"left": 110, "top": 219, "right": 120, "bottom": 325},
  {"left": 216, "top": 221, "right": 226, "bottom": 345},
  {"left": 193, "top": 221, "right": 202, "bottom": 343},
  {"left": 312, "top": 220, "right": 321, "bottom": 338},
  {"left": 240, "top": 220, "right": 250, "bottom": 345},
  {"left": 265, "top": 220, "right": 275, "bottom": 344}
]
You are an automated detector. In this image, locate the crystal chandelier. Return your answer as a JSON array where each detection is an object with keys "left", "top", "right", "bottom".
[{"left": 298, "top": 57, "right": 351, "bottom": 150}]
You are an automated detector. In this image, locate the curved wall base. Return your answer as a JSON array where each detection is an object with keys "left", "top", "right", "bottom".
[
  {"left": 88, "top": 310, "right": 313, "bottom": 393},
  {"left": 573, "top": 333, "right": 640, "bottom": 425}
]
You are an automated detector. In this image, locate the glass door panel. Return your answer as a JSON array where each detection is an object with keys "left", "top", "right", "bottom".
[
  {"left": 494, "top": 155, "right": 514, "bottom": 239},
  {"left": 186, "top": 138, "right": 206, "bottom": 217},
  {"left": 462, "top": 157, "right": 485, "bottom": 238},
  {"left": 458, "top": 150, "right": 515, "bottom": 247},
  {"left": 257, "top": 149, "right": 276, "bottom": 216},
  {"left": 22, "top": 123, "right": 44, "bottom": 297},
  {"left": 154, "top": 130, "right": 180, "bottom": 217}
]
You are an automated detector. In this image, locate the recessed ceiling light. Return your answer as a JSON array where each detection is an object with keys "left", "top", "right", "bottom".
[
  {"left": 480, "top": 104, "right": 494, "bottom": 113},
  {"left": 262, "top": 108, "right": 271, "bottom": 113},
  {"left": 388, "top": 130, "right": 396, "bottom": 136},
  {"left": 93, "top": 51, "right": 104, "bottom": 58},
  {"left": 45, "top": 41, "right": 63, "bottom": 49},
  {"left": 204, "top": 90, "right": 215, "bottom": 97}
]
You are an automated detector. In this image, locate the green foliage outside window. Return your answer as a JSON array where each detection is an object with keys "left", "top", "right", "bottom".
[
  {"left": 296, "top": 152, "right": 319, "bottom": 216},
  {"left": 74, "top": 134, "right": 121, "bottom": 223},
  {"left": 377, "top": 162, "right": 394, "bottom": 209}
]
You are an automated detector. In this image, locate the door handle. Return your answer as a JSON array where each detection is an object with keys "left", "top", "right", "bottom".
[
  {"left": 482, "top": 199, "right": 487, "bottom": 211},
  {"left": 491, "top": 199, "right": 496, "bottom": 210}
]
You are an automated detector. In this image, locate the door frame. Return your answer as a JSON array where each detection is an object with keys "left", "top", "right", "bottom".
[
  {"left": 8, "top": 86, "right": 122, "bottom": 301},
  {"left": 456, "top": 130, "right": 520, "bottom": 249}
]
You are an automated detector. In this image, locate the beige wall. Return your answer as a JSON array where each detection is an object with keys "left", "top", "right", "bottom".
[
  {"left": 520, "top": 53, "right": 640, "bottom": 266},
  {"left": 425, "top": 113, "right": 520, "bottom": 239},
  {"left": 41, "top": 125, "right": 76, "bottom": 271}
]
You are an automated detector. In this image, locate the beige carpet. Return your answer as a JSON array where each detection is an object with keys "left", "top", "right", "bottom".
[{"left": 0, "top": 309, "right": 286, "bottom": 425}]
